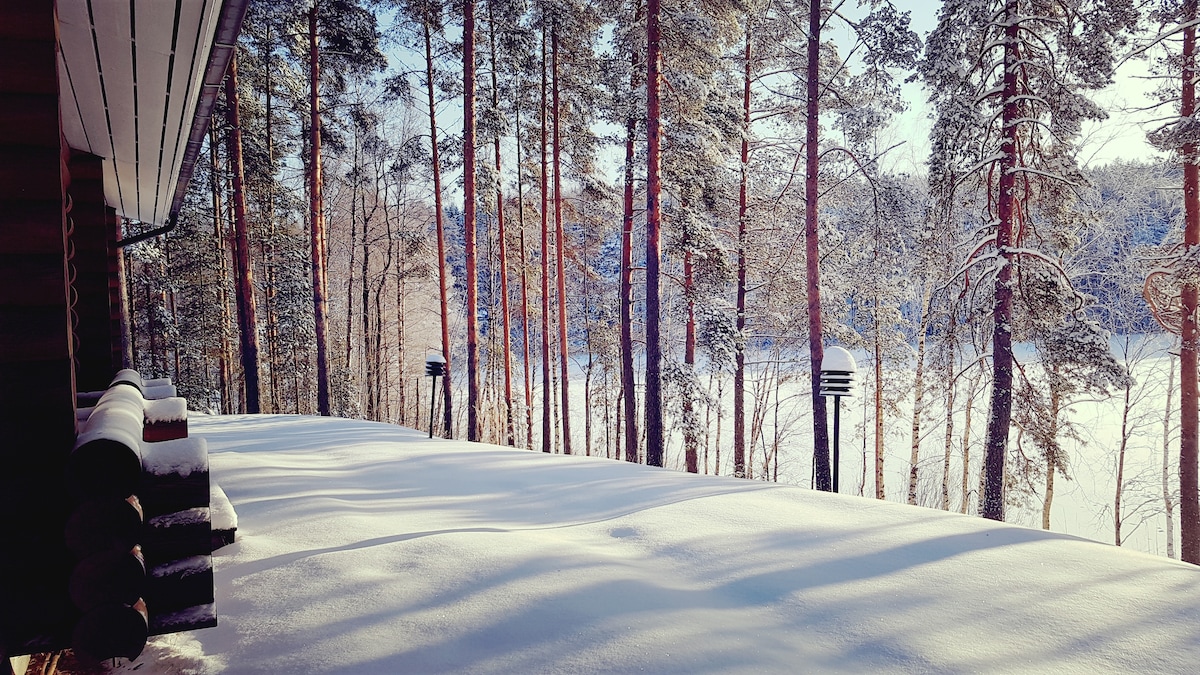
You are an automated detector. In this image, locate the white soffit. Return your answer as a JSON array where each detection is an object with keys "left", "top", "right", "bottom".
[{"left": 58, "top": 0, "right": 223, "bottom": 226}]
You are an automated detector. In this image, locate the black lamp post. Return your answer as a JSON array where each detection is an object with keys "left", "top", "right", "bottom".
[
  {"left": 425, "top": 351, "right": 446, "bottom": 438},
  {"left": 819, "top": 346, "right": 856, "bottom": 493}
]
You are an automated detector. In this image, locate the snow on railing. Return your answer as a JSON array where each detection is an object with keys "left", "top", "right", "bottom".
[{"left": 60, "top": 371, "right": 219, "bottom": 662}]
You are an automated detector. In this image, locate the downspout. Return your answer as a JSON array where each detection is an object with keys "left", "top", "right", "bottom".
[{"left": 115, "top": 213, "right": 178, "bottom": 248}]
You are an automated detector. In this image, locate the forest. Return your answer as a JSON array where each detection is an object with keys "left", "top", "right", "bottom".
[{"left": 120, "top": 0, "right": 1200, "bottom": 562}]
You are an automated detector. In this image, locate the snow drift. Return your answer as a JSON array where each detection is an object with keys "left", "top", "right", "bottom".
[{"left": 117, "top": 414, "right": 1200, "bottom": 674}]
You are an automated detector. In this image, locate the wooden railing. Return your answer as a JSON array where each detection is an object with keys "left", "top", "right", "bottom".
[{"left": 65, "top": 370, "right": 215, "bottom": 661}]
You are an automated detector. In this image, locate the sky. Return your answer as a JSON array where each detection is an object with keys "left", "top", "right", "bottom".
[
  {"left": 398, "top": 0, "right": 1167, "bottom": 209},
  {"left": 98, "top": 413, "right": 1200, "bottom": 674},
  {"left": 881, "top": 2, "right": 1161, "bottom": 174}
]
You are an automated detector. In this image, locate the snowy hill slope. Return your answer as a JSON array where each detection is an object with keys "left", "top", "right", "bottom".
[{"left": 124, "top": 414, "right": 1200, "bottom": 674}]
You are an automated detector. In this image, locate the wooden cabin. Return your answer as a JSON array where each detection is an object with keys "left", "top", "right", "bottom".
[{"left": 1, "top": 0, "right": 248, "bottom": 664}]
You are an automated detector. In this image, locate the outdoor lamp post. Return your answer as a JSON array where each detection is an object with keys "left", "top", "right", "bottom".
[
  {"left": 819, "top": 346, "right": 856, "bottom": 493},
  {"left": 425, "top": 351, "right": 446, "bottom": 439}
]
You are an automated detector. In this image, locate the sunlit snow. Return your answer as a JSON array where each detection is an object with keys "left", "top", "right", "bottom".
[{"left": 111, "top": 414, "right": 1200, "bottom": 674}]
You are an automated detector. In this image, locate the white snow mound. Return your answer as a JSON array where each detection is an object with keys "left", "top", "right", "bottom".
[{"left": 112, "top": 415, "right": 1200, "bottom": 675}]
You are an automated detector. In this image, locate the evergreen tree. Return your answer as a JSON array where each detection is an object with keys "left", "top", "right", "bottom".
[
  {"left": 1143, "top": 0, "right": 1200, "bottom": 561},
  {"left": 922, "top": 0, "right": 1135, "bottom": 520}
]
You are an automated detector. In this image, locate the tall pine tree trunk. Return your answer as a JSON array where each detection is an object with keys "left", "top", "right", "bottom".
[
  {"left": 396, "top": 271, "right": 407, "bottom": 425},
  {"left": 464, "top": 0, "right": 482, "bottom": 441},
  {"left": 209, "top": 126, "right": 234, "bottom": 415},
  {"left": 360, "top": 173, "right": 374, "bottom": 419},
  {"left": 729, "top": 24, "right": 748, "bottom": 478},
  {"left": 805, "top": 0, "right": 830, "bottom": 490},
  {"left": 734, "top": 24, "right": 751, "bottom": 479},
  {"left": 1179, "top": 0, "right": 1200, "bottom": 563},
  {"left": 225, "top": 53, "right": 261, "bottom": 414},
  {"left": 540, "top": 25, "right": 553, "bottom": 453},
  {"left": 373, "top": 166, "right": 392, "bottom": 421},
  {"left": 424, "top": 19, "right": 454, "bottom": 438},
  {"left": 582, "top": 230, "right": 595, "bottom": 457},
  {"left": 982, "top": 0, "right": 1020, "bottom": 521},
  {"left": 489, "top": 5, "right": 515, "bottom": 446},
  {"left": 515, "top": 99, "right": 534, "bottom": 448},
  {"left": 621, "top": 41, "right": 639, "bottom": 464},
  {"left": 344, "top": 137, "right": 359, "bottom": 402},
  {"left": 644, "top": 0, "right": 665, "bottom": 468},
  {"left": 263, "top": 41, "right": 280, "bottom": 414},
  {"left": 309, "top": 5, "right": 332, "bottom": 417},
  {"left": 551, "top": 25, "right": 572, "bottom": 455}
]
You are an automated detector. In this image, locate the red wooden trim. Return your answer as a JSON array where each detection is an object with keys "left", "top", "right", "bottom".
[{"left": 143, "top": 420, "right": 188, "bottom": 443}]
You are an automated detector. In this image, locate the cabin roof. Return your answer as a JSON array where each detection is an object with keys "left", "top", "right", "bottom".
[{"left": 57, "top": 0, "right": 249, "bottom": 227}]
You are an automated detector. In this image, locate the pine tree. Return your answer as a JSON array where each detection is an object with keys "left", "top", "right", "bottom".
[
  {"left": 923, "top": 0, "right": 1136, "bottom": 520},
  {"left": 1142, "top": 0, "right": 1200, "bottom": 564},
  {"left": 644, "top": 0, "right": 665, "bottom": 467},
  {"left": 225, "top": 52, "right": 264, "bottom": 414}
]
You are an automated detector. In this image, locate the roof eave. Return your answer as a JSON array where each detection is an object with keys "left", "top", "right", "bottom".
[{"left": 166, "top": 0, "right": 250, "bottom": 226}]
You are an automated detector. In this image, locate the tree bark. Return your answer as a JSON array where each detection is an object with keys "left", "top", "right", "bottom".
[
  {"left": 1165, "top": 348, "right": 1178, "bottom": 559},
  {"left": 309, "top": 5, "right": 332, "bottom": 417},
  {"left": 488, "top": 4, "right": 515, "bottom": 446},
  {"left": 962, "top": 371, "right": 977, "bottom": 514},
  {"left": 874, "top": 312, "right": 885, "bottom": 499},
  {"left": 423, "top": 18, "right": 454, "bottom": 438},
  {"left": 224, "top": 53, "right": 262, "bottom": 414},
  {"left": 582, "top": 227, "right": 595, "bottom": 457},
  {"left": 684, "top": 252, "right": 698, "bottom": 473},
  {"left": 464, "top": 0, "right": 482, "bottom": 442},
  {"left": 540, "top": 25, "right": 553, "bottom": 453},
  {"left": 344, "top": 137, "right": 359, "bottom": 405},
  {"left": 909, "top": 286, "right": 931, "bottom": 505},
  {"left": 941, "top": 347, "right": 955, "bottom": 511},
  {"left": 1041, "top": 387, "right": 1060, "bottom": 530},
  {"left": 734, "top": 23, "right": 751, "bottom": 479},
  {"left": 1180, "top": 0, "right": 1200, "bottom": 563},
  {"left": 373, "top": 162, "right": 390, "bottom": 420},
  {"left": 263, "top": 38, "right": 280, "bottom": 414},
  {"left": 644, "top": 0, "right": 665, "bottom": 468},
  {"left": 982, "top": 0, "right": 1019, "bottom": 521},
  {"left": 551, "top": 25, "right": 572, "bottom": 455},
  {"left": 208, "top": 126, "right": 234, "bottom": 415},
  {"left": 621, "top": 39, "right": 639, "bottom": 464},
  {"left": 805, "top": 0, "right": 831, "bottom": 490},
  {"left": 515, "top": 98, "right": 534, "bottom": 449},
  {"left": 396, "top": 273, "right": 407, "bottom": 426},
  {"left": 1115, "top": 384, "right": 1131, "bottom": 543},
  {"left": 360, "top": 157, "right": 375, "bottom": 419},
  {"left": 715, "top": 376, "right": 723, "bottom": 475}
]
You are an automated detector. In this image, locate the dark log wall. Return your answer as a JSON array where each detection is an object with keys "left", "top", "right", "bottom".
[
  {"left": 0, "top": 0, "right": 80, "bottom": 656},
  {"left": 70, "top": 152, "right": 122, "bottom": 392}
]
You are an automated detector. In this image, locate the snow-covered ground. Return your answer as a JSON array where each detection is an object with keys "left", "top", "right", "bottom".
[{"left": 103, "top": 413, "right": 1200, "bottom": 674}]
